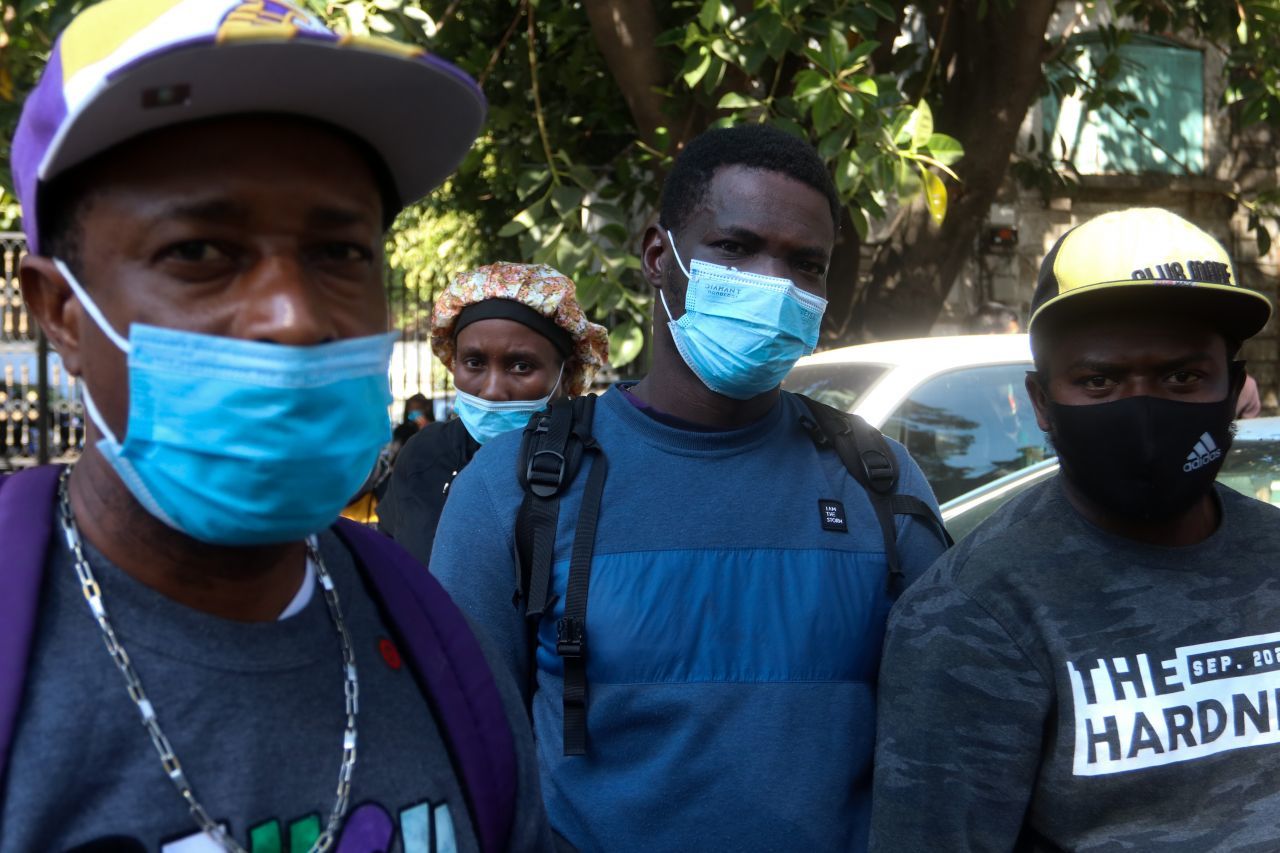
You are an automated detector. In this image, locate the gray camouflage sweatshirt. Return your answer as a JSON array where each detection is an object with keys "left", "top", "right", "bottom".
[{"left": 871, "top": 476, "right": 1280, "bottom": 852}]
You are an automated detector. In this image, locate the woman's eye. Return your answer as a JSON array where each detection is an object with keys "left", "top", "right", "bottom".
[{"left": 511, "top": 362, "right": 533, "bottom": 374}]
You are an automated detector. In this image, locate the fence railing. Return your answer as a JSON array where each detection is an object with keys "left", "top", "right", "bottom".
[{"left": 0, "top": 232, "right": 83, "bottom": 470}]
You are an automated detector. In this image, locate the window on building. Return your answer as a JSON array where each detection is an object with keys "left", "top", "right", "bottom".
[{"left": 1042, "top": 34, "right": 1205, "bottom": 176}]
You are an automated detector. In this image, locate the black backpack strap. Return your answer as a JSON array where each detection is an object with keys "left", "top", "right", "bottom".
[
  {"left": 558, "top": 434, "right": 606, "bottom": 756},
  {"left": 513, "top": 395, "right": 604, "bottom": 752},
  {"left": 890, "top": 494, "right": 954, "bottom": 548},
  {"left": 515, "top": 399, "right": 575, "bottom": 702},
  {"left": 796, "top": 394, "right": 949, "bottom": 591},
  {"left": 516, "top": 401, "right": 579, "bottom": 614}
]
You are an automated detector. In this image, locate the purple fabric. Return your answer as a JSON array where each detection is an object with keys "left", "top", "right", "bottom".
[
  {"left": 0, "top": 465, "right": 63, "bottom": 777},
  {"left": 333, "top": 519, "right": 516, "bottom": 853},
  {"left": 11, "top": 40, "right": 66, "bottom": 254},
  {"left": 335, "top": 802, "right": 395, "bottom": 852}
]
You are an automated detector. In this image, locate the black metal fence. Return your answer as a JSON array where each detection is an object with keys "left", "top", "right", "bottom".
[{"left": 0, "top": 232, "right": 83, "bottom": 470}]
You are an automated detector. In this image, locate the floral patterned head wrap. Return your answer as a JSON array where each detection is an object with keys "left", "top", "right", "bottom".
[{"left": 430, "top": 262, "right": 610, "bottom": 396}]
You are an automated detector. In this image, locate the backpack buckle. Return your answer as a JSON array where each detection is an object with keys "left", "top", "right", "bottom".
[
  {"left": 557, "top": 616, "right": 586, "bottom": 658},
  {"left": 860, "top": 449, "right": 895, "bottom": 493},
  {"left": 526, "top": 449, "right": 567, "bottom": 498},
  {"left": 799, "top": 415, "right": 830, "bottom": 448}
]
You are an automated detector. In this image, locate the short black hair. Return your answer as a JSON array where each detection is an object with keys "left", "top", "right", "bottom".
[
  {"left": 40, "top": 168, "right": 98, "bottom": 274},
  {"left": 659, "top": 124, "right": 841, "bottom": 234}
]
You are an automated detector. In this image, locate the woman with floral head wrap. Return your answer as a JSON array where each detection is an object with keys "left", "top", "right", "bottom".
[{"left": 379, "top": 262, "right": 609, "bottom": 563}]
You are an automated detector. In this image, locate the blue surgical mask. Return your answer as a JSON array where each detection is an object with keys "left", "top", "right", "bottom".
[
  {"left": 662, "top": 231, "right": 827, "bottom": 399},
  {"left": 453, "top": 365, "right": 563, "bottom": 445},
  {"left": 57, "top": 259, "right": 396, "bottom": 546}
]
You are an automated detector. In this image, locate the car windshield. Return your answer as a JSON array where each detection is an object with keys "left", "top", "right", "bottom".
[
  {"left": 783, "top": 363, "right": 888, "bottom": 412},
  {"left": 882, "top": 363, "right": 1054, "bottom": 503}
]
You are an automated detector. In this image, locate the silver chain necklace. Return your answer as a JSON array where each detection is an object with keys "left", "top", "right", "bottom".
[{"left": 57, "top": 468, "right": 359, "bottom": 852}]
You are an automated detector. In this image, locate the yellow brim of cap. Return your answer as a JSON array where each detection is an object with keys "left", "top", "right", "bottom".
[{"left": 1029, "top": 278, "right": 1273, "bottom": 341}]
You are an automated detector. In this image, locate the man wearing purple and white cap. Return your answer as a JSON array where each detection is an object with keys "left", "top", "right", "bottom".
[{"left": 0, "top": 2, "right": 551, "bottom": 851}]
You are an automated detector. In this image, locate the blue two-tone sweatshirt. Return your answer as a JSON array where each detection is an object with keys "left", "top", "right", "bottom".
[{"left": 429, "top": 386, "right": 946, "bottom": 852}]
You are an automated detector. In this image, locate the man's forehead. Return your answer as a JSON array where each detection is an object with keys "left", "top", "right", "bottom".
[
  {"left": 1047, "top": 311, "right": 1228, "bottom": 361},
  {"left": 698, "top": 165, "right": 835, "bottom": 244},
  {"left": 73, "top": 116, "right": 384, "bottom": 214}
]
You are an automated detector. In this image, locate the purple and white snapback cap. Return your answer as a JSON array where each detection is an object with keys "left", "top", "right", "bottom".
[{"left": 12, "top": 0, "right": 486, "bottom": 253}]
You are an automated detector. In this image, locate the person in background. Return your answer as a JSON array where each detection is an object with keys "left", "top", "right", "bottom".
[
  {"left": 378, "top": 262, "right": 607, "bottom": 564},
  {"left": 967, "top": 300, "right": 1022, "bottom": 334},
  {"left": 393, "top": 392, "right": 435, "bottom": 447},
  {"left": 343, "top": 393, "right": 438, "bottom": 520},
  {"left": 1237, "top": 372, "right": 1262, "bottom": 418},
  {"left": 870, "top": 208, "right": 1279, "bottom": 851},
  {"left": 0, "top": 1, "right": 552, "bottom": 849}
]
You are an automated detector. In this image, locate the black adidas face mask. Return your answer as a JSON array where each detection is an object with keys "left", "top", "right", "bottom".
[{"left": 1047, "top": 391, "right": 1236, "bottom": 523}]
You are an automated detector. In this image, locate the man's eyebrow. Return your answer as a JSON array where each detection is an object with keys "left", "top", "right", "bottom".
[
  {"left": 716, "top": 225, "right": 764, "bottom": 245},
  {"left": 156, "top": 199, "right": 250, "bottom": 224},
  {"left": 790, "top": 244, "right": 831, "bottom": 263},
  {"left": 1068, "top": 358, "right": 1123, "bottom": 373},
  {"left": 1068, "top": 351, "right": 1217, "bottom": 372},
  {"left": 717, "top": 225, "right": 831, "bottom": 260},
  {"left": 1155, "top": 351, "right": 1217, "bottom": 370},
  {"left": 306, "top": 205, "right": 378, "bottom": 230},
  {"left": 147, "top": 200, "right": 376, "bottom": 229}
]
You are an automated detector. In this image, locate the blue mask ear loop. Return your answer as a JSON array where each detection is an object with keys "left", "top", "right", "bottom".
[
  {"left": 54, "top": 258, "right": 132, "bottom": 353},
  {"left": 53, "top": 258, "right": 130, "bottom": 447},
  {"left": 660, "top": 230, "right": 694, "bottom": 323}
]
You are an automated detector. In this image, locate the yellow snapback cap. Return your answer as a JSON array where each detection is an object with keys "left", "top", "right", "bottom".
[{"left": 1028, "top": 208, "right": 1272, "bottom": 341}]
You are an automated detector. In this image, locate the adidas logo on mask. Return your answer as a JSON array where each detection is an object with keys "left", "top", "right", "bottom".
[{"left": 1183, "top": 432, "right": 1222, "bottom": 472}]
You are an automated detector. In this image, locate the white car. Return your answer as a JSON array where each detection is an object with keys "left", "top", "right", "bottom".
[{"left": 782, "top": 334, "right": 1054, "bottom": 504}]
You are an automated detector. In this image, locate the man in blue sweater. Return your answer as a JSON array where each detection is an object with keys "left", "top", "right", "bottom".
[{"left": 428, "top": 125, "right": 947, "bottom": 852}]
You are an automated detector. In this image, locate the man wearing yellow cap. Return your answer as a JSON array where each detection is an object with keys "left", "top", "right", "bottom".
[
  {"left": 0, "top": 1, "right": 550, "bottom": 850},
  {"left": 870, "top": 208, "right": 1280, "bottom": 850}
]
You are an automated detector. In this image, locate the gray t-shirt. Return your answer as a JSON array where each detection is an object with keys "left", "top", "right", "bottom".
[
  {"left": 1, "top": 529, "right": 550, "bottom": 852},
  {"left": 871, "top": 476, "right": 1280, "bottom": 852}
]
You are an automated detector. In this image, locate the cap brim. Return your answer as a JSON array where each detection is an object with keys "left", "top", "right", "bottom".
[
  {"left": 40, "top": 37, "right": 484, "bottom": 207},
  {"left": 1029, "top": 279, "right": 1273, "bottom": 342}
]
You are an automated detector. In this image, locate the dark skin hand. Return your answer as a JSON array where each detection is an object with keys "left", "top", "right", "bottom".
[
  {"left": 20, "top": 116, "right": 388, "bottom": 622},
  {"left": 453, "top": 317, "right": 566, "bottom": 401},
  {"left": 1026, "top": 311, "right": 1241, "bottom": 547},
  {"left": 631, "top": 165, "right": 835, "bottom": 429}
]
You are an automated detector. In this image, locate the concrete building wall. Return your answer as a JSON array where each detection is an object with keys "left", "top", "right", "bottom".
[{"left": 933, "top": 3, "right": 1280, "bottom": 410}]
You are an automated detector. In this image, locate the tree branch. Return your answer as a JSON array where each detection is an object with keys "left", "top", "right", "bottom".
[
  {"left": 525, "top": 0, "right": 560, "bottom": 185},
  {"left": 583, "top": 0, "right": 668, "bottom": 145}
]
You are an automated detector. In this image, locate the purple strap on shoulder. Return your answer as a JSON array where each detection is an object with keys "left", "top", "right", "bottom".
[
  {"left": 332, "top": 519, "right": 516, "bottom": 853},
  {"left": 0, "top": 465, "right": 62, "bottom": 778}
]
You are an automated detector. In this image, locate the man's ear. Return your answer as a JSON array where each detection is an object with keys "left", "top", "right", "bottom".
[
  {"left": 1025, "top": 370, "right": 1052, "bottom": 432},
  {"left": 20, "top": 255, "right": 84, "bottom": 376},
  {"left": 640, "top": 224, "right": 666, "bottom": 291}
]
